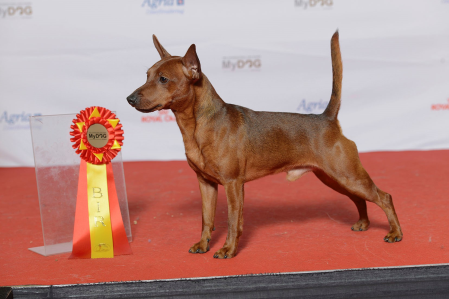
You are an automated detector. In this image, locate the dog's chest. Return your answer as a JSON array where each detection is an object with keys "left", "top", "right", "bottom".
[
  {"left": 185, "top": 147, "right": 203, "bottom": 171},
  {"left": 184, "top": 139, "right": 220, "bottom": 181}
]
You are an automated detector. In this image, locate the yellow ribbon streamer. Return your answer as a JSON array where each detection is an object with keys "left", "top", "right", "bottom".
[{"left": 86, "top": 162, "right": 114, "bottom": 258}]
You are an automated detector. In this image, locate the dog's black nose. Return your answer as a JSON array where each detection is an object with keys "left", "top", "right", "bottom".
[{"left": 127, "top": 93, "right": 139, "bottom": 106}]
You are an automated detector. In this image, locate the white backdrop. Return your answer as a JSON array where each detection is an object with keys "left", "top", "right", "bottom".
[{"left": 1, "top": 0, "right": 448, "bottom": 167}]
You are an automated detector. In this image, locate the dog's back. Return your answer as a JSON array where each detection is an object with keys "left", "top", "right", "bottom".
[{"left": 214, "top": 30, "right": 343, "bottom": 182}]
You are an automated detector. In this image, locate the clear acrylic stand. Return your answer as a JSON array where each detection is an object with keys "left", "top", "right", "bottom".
[{"left": 29, "top": 113, "right": 132, "bottom": 256}]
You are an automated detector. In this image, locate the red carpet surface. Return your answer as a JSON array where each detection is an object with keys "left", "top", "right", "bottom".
[{"left": 1, "top": 150, "right": 448, "bottom": 286}]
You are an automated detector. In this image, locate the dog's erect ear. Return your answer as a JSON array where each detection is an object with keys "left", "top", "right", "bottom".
[
  {"left": 153, "top": 35, "right": 171, "bottom": 58},
  {"left": 181, "top": 44, "right": 201, "bottom": 80}
]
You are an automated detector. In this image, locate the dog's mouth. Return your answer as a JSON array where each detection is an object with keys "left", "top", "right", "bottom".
[{"left": 136, "top": 104, "right": 162, "bottom": 113}]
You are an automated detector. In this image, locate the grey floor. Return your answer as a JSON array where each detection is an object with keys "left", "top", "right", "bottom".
[{"left": 9, "top": 264, "right": 449, "bottom": 299}]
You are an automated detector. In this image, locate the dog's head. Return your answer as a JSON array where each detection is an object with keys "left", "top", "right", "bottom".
[{"left": 127, "top": 35, "right": 201, "bottom": 113}]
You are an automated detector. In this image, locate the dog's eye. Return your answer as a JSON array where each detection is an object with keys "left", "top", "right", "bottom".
[{"left": 159, "top": 76, "right": 168, "bottom": 84}]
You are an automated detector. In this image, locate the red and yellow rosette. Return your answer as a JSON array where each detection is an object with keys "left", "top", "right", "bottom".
[{"left": 69, "top": 106, "right": 132, "bottom": 259}]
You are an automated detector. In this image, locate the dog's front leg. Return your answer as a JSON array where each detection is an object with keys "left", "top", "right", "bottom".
[
  {"left": 189, "top": 176, "right": 218, "bottom": 254},
  {"left": 213, "top": 180, "right": 244, "bottom": 259}
]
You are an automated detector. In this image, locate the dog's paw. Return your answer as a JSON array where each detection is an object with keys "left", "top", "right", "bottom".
[
  {"left": 384, "top": 231, "right": 403, "bottom": 243},
  {"left": 213, "top": 246, "right": 236, "bottom": 259},
  {"left": 351, "top": 219, "right": 370, "bottom": 231},
  {"left": 188, "top": 239, "right": 210, "bottom": 254}
]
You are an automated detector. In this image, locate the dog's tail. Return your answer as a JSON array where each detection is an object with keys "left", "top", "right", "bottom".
[{"left": 323, "top": 30, "right": 343, "bottom": 120}]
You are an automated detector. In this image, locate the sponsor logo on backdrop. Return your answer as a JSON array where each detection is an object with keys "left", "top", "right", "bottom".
[
  {"left": 296, "top": 99, "right": 329, "bottom": 114},
  {"left": 141, "top": 0, "right": 184, "bottom": 14},
  {"left": 0, "top": 2, "right": 32, "bottom": 19},
  {"left": 222, "top": 56, "right": 262, "bottom": 72},
  {"left": 0, "top": 111, "right": 41, "bottom": 130},
  {"left": 431, "top": 99, "right": 449, "bottom": 111},
  {"left": 141, "top": 110, "right": 176, "bottom": 123},
  {"left": 295, "top": 0, "right": 333, "bottom": 10}
]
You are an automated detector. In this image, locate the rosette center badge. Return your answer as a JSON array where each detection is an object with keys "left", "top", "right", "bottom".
[{"left": 71, "top": 106, "right": 123, "bottom": 164}]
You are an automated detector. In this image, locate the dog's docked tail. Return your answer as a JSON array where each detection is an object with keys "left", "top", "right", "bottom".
[{"left": 323, "top": 30, "right": 343, "bottom": 120}]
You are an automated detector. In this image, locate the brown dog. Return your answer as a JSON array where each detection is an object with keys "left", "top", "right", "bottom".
[{"left": 127, "top": 31, "right": 402, "bottom": 259}]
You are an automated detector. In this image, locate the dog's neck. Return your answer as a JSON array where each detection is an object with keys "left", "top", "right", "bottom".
[{"left": 171, "top": 74, "right": 225, "bottom": 144}]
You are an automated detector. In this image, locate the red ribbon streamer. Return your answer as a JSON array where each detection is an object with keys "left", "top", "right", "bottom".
[
  {"left": 70, "top": 160, "right": 90, "bottom": 259},
  {"left": 70, "top": 160, "right": 132, "bottom": 258}
]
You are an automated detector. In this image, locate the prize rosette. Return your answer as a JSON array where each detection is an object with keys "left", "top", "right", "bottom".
[{"left": 69, "top": 106, "right": 132, "bottom": 258}]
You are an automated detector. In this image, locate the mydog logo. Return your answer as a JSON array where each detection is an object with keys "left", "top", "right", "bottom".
[
  {"left": 141, "top": 110, "right": 176, "bottom": 123},
  {"left": 88, "top": 132, "right": 108, "bottom": 139},
  {"left": 431, "top": 99, "right": 449, "bottom": 111},
  {"left": 0, "top": 111, "right": 41, "bottom": 130},
  {"left": 296, "top": 99, "right": 329, "bottom": 114},
  {"left": 295, "top": 0, "right": 333, "bottom": 10},
  {"left": 222, "top": 56, "right": 262, "bottom": 72},
  {"left": 0, "top": 3, "right": 33, "bottom": 19},
  {"left": 141, "top": 0, "right": 185, "bottom": 14}
]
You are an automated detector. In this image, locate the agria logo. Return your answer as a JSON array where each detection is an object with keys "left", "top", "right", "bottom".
[
  {"left": 142, "top": 0, "right": 185, "bottom": 14},
  {"left": 296, "top": 99, "right": 329, "bottom": 114},
  {"left": 295, "top": 0, "right": 333, "bottom": 10},
  {"left": 0, "top": 111, "right": 42, "bottom": 130}
]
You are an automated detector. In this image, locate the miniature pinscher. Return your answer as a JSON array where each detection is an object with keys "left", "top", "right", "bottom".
[{"left": 127, "top": 31, "right": 402, "bottom": 259}]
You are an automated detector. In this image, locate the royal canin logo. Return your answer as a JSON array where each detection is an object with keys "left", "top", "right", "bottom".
[
  {"left": 141, "top": 110, "right": 176, "bottom": 123},
  {"left": 431, "top": 99, "right": 449, "bottom": 111}
]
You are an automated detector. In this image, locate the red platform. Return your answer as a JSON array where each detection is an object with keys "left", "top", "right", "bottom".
[{"left": 1, "top": 150, "right": 448, "bottom": 286}]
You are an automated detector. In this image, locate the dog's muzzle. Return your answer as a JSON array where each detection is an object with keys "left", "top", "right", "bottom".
[{"left": 127, "top": 93, "right": 139, "bottom": 106}]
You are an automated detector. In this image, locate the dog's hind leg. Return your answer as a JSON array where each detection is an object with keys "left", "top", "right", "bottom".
[
  {"left": 349, "top": 196, "right": 370, "bottom": 231},
  {"left": 313, "top": 169, "right": 370, "bottom": 232},
  {"left": 189, "top": 176, "right": 218, "bottom": 254},
  {"left": 314, "top": 137, "right": 402, "bottom": 242}
]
